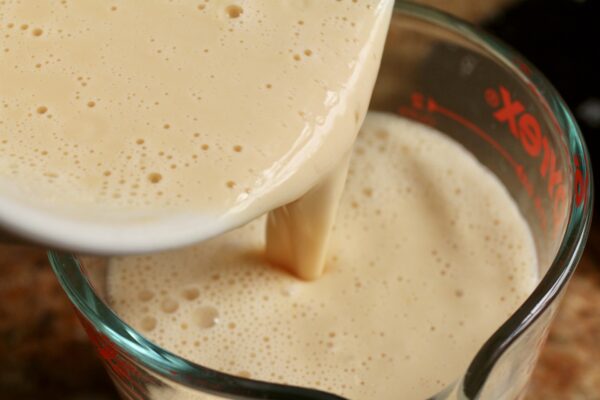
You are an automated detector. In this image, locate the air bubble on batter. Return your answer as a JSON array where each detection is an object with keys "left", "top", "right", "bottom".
[
  {"left": 140, "top": 316, "right": 157, "bottom": 332},
  {"left": 192, "top": 306, "right": 220, "bottom": 329},
  {"left": 160, "top": 298, "right": 179, "bottom": 314},
  {"left": 181, "top": 287, "right": 200, "bottom": 301}
]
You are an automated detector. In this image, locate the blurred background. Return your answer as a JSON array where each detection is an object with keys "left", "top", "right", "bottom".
[{"left": 0, "top": 1, "right": 598, "bottom": 399}]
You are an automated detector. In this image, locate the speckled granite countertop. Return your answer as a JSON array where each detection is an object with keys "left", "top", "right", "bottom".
[{"left": 0, "top": 1, "right": 597, "bottom": 399}]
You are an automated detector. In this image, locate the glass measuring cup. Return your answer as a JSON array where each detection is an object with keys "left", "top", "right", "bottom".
[{"left": 48, "top": 2, "right": 593, "bottom": 399}]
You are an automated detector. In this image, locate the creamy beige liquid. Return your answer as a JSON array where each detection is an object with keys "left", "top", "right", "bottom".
[
  {"left": 0, "top": 0, "right": 392, "bottom": 254},
  {"left": 3, "top": 2, "right": 538, "bottom": 398},
  {"left": 108, "top": 113, "right": 538, "bottom": 400}
]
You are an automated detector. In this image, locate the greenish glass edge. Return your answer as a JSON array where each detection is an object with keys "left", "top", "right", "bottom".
[
  {"left": 395, "top": 1, "right": 593, "bottom": 397},
  {"left": 48, "top": 251, "right": 345, "bottom": 399}
]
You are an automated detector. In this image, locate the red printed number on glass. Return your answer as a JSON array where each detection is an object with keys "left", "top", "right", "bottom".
[{"left": 488, "top": 85, "right": 576, "bottom": 229}]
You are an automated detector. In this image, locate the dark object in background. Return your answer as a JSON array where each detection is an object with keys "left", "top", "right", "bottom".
[
  {"left": 485, "top": 0, "right": 599, "bottom": 206},
  {"left": 0, "top": 246, "right": 118, "bottom": 400}
]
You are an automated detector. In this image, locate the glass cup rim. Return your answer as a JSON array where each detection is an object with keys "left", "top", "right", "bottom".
[{"left": 48, "top": 2, "right": 594, "bottom": 399}]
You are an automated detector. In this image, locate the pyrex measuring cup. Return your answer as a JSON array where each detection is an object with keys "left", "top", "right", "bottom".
[{"left": 48, "top": 2, "right": 593, "bottom": 399}]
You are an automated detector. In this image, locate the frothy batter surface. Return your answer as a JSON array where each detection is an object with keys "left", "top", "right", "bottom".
[
  {"left": 107, "top": 113, "right": 538, "bottom": 399},
  {"left": 0, "top": 1, "right": 390, "bottom": 226}
]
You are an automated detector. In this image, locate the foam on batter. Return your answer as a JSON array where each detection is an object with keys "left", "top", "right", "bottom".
[{"left": 107, "top": 113, "right": 538, "bottom": 399}]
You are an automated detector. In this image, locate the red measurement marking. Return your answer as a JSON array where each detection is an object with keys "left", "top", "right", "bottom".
[
  {"left": 400, "top": 89, "right": 589, "bottom": 236},
  {"left": 428, "top": 99, "right": 515, "bottom": 170},
  {"left": 485, "top": 88, "right": 500, "bottom": 108},
  {"left": 77, "top": 313, "right": 147, "bottom": 394},
  {"left": 398, "top": 106, "right": 436, "bottom": 126},
  {"left": 489, "top": 86, "right": 568, "bottom": 202},
  {"left": 427, "top": 98, "right": 535, "bottom": 197},
  {"left": 411, "top": 92, "right": 426, "bottom": 110},
  {"left": 517, "top": 60, "right": 532, "bottom": 77}
]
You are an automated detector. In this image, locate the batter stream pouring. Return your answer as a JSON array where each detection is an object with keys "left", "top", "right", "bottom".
[{"left": 0, "top": 0, "right": 393, "bottom": 272}]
